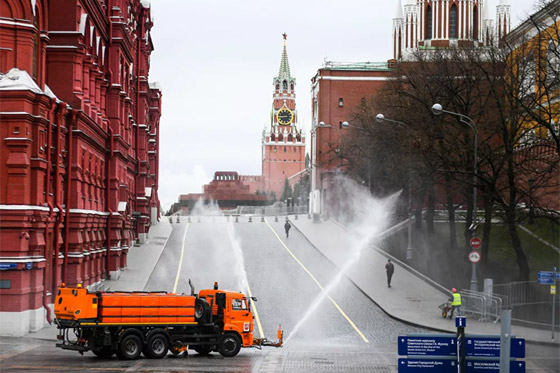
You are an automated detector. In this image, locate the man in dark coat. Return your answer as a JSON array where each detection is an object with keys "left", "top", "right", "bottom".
[
  {"left": 284, "top": 220, "right": 291, "bottom": 238},
  {"left": 385, "top": 259, "right": 395, "bottom": 288}
]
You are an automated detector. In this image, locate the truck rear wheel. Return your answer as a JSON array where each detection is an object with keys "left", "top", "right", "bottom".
[
  {"left": 144, "top": 333, "right": 169, "bottom": 359},
  {"left": 117, "top": 334, "right": 142, "bottom": 360},
  {"left": 219, "top": 333, "right": 241, "bottom": 357}
]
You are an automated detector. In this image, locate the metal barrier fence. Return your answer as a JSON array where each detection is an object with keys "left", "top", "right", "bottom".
[
  {"left": 460, "top": 289, "right": 503, "bottom": 322},
  {"left": 492, "top": 280, "right": 554, "bottom": 308},
  {"left": 231, "top": 206, "right": 308, "bottom": 216}
]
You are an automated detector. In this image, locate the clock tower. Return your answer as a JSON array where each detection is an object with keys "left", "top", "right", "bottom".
[{"left": 262, "top": 34, "right": 306, "bottom": 199}]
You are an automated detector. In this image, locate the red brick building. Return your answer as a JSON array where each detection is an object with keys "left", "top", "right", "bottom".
[
  {"left": 309, "top": 62, "right": 393, "bottom": 217},
  {"left": 0, "top": 0, "right": 162, "bottom": 336},
  {"left": 392, "top": 0, "right": 511, "bottom": 60}
]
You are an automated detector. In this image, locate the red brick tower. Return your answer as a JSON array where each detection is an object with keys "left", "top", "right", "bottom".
[{"left": 262, "top": 34, "right": 306, "bottom": 198}]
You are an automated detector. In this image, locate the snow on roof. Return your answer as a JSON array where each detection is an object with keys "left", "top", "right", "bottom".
[
  {"left": 0, "top": 68, "right": 42, "bottom": 93},
  {"left": 140, "top": 0, "right": 151, "bottom": 8}
]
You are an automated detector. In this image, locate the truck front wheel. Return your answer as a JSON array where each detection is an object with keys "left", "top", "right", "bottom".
[
  {"left": 117, "top": 334, "right": 142, "bottom": 360},
  {"left": 219, "top": 333, "right": 241, "bottom": 357},
  {"left": 144, "top": 333, "right": 169, "bottom": 359}
]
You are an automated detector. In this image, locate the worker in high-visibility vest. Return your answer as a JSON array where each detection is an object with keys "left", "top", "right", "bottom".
[{"left": 449, "top": 288, "right": 463, "bottom": 318}]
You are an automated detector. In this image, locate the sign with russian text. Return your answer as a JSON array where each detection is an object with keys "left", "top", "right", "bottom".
[
  {"left": 398, "top": 358, "right": 456, "bottom": 372},
  {"left": 398, "top": 336, "right": 456, "bottom": 357},
  {"left": 465, "top": 337, "right": 525, "bottom": 358},
  {"left": 465, "top": 360, "right": 525, "bottom": 372}
]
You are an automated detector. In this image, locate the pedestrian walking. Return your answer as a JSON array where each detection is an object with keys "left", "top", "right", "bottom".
[
  {"left": 385, "top": 259, "right": 394, "bottom": 288},
  {"left": 449, "top": 288, "right": 463, "bottom": 318},
  {"left": 284, "top": 219, "right": 291, "bottom": 238}
]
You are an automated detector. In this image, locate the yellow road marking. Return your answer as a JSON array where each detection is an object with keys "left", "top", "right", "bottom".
[
  {"left": 173, "top": 223, "right": 190, "bottom": 293},
  {"left": 265, "top": 219, "right": 369, "bottom": 343},
  {"left": 245, "top": 280, "right": 264, "bottom": 338}
]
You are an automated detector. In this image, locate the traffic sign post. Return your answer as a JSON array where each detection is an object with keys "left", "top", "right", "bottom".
[
  {"left": 469, "top": 237, "right": 481, "bottom": 291},
  {"left": 537, "top": 267, "right": 558, "bottom": 340}
]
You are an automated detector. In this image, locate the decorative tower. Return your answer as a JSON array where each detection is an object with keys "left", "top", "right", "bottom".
[
  {"left": 261, "top": 34, "right": 306, "bottom": 199},
  {"left": 482, "top": 1, "right": 495, "bottom": 46},
  {"left": 392, "top": 0, "right": 514, "bottom": 60},
  {"left": 393, "top": 0, "right": 405, "bottom": 60},
  {"left": 496, "top": 0, "right": 511, "bottom": 42}
]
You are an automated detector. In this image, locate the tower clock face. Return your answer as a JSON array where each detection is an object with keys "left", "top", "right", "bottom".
[{"left": 276, "top": 108, "right": 294, "bottom": 125}]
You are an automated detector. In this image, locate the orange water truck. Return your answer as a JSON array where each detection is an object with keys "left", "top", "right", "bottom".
[{"left": 54, "top": 281, "right": 282, "bottom": 359}]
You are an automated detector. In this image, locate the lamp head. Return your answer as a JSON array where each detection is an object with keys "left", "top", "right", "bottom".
[
  {"left": 319, "top": 121, "right": 325, "bottom": 126},
  {"left": 376, "top": 113, "right": 385, "bottom": 123},
  {"left": 341, "top": 121, "right": 349, "bottom": 128},
  {"left": 431, "top": 103, "right": 443, "bottom": 115}
]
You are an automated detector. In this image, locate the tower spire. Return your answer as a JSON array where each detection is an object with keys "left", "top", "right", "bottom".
[{"left": 278, "top": 33, "right": 291, "bottom": 82}]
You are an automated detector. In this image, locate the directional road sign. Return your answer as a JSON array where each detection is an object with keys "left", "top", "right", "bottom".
[
  {"left": 398, "top": 336, "right": 456, "bottom": 357},
  {"left": 465, "top": 337, "right": 525, "bottom": 358},
  {"left": 398, "top": 358, "right": 457, "bottom": 372},
  {"left": 465, "top": 360, "right": 525, "bottom": 372},
  {"left": 538, "top": 271, "right": 556, "bottom": 285}
]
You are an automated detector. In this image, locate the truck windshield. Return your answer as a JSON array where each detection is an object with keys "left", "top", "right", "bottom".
[{"left": 232, "top": 298, "right": 248, "bottom": 311}]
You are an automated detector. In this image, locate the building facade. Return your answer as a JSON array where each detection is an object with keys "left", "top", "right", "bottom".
[
  {"left": 0, "top": 0, "right": 162, "bottom": 336},
  {"left": 392, "top": 0, "right": 511, "bottom": 60},
  {"left": 261, "top": 35, "right": 306, "bottom": 198},
  {"left": 309, "top": 62, "right": 393, "bottom": 217}
]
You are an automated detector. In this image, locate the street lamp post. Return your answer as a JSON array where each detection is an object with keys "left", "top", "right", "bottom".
[
  {"left": 310, "top": 121, "right": 332, "bottom": 222},
  {"left": 431, "top": 103, "right": 479, "bottom": 291},
  {"left": 374, "top": 114, "right": 414, "bottom": 261}
]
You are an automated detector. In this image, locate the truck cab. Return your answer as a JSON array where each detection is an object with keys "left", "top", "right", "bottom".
[{"left": 198, "top": 287, "right": 254, "bottom": 348}]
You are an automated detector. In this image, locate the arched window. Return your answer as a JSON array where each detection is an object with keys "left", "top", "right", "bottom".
[
  {"left": 473, "top": 7, "right": 479, "bottom": 40},
  {"left": 426, "top": 6, "right": 432, "bottom": 40},
  {"left": 290, "top": 83, "right": 294, "bottom": 91},
  {"left": 449, "top": 5, "right": 457, "bottom": 39},
  {"left": 275, "top": 81, "right": 280, "bottom": 90},
  {"left": 283, "top": 80, "right": 288, "bottom": 90}
]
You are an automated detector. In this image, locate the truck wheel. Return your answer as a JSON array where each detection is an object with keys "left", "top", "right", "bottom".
[
  {"left": 195, "top": 298, "right": 211, "bottom": 323},
  {"left": 219, "top": 333, "right": 241, "bottom": 357},
  {"left": 117, "top": 334, "right": 142, "bottom": 360},
  {"left": 145, "top": 333, "right": 169, "bottom": 359},
  {"left": 93, "top": 346, "right": 114, "bottom": 358}
]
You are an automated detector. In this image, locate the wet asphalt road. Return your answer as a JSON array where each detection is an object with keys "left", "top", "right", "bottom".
[{"left": 1, "top": 217, "right": 558, "bottom": 372}]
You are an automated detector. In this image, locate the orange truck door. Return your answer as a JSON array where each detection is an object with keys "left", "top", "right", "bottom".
[{"left": 229, "top": 297, "right": 251, "bottom": 334}]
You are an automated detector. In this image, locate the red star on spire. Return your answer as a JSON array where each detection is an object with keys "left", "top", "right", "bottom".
[{"left": 282, "top": 32, "right": 287, "bottom": 40}]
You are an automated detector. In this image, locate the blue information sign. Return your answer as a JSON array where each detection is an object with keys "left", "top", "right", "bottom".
[
  {"left": 466, "top": 360, "right": 525, "bottom": 372},
  {"left": 0, "top": 263, "right": 17, "bottom": 270},
  {"left": 398, "top": 336, "right": 456, "bottom": 357},
  {"left": 466, "top": 337, "right": 525, "bottom": 358},
  {"left": 456, "top": 316, "right": 466, "bottom": 328},
  {"left": 25, "top": 262, "right": 32, "bottom": 270},
  {"left": 398, "top": 358, "right": 457, "bottom": 372},
  {"left": 538, "top": 271, "right": 555, "bottom": 285}
]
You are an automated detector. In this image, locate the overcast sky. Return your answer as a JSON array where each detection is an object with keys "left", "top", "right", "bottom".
[{"left": 149, "top": 0, "right": 540, "bottom": 211}]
